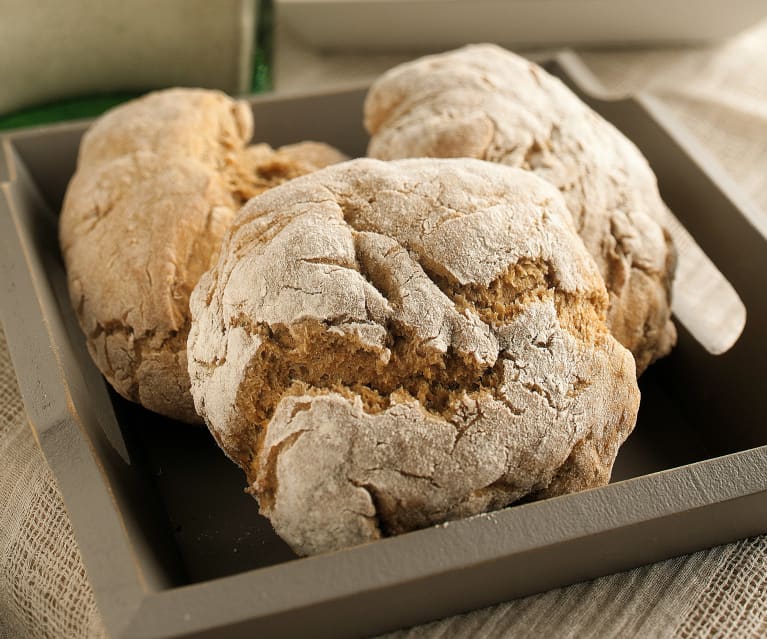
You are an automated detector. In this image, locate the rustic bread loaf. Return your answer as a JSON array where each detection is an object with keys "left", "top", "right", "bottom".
[
  {"left": 60, "top": 88, "right": 347, "bottom": 422},
  {"left": 188, "top": 157, "right": 640, "bottom": 555},
  {"left": 365, "top": 45, "right": 676, "bottom": 374}
]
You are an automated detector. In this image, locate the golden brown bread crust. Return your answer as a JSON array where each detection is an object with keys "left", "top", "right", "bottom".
[
  {"left": 188, "top": 158, "right": 640, "bottom": 555},
  {"left": 60, "top": 88, "right": 347, "bottom": 422},
  {"left": 365, "top": 45, "right": 677, "bottom": 374}
]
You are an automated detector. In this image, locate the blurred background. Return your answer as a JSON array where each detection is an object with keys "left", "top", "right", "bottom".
[{"left": 2, "top": 0, "right": 767, "bottom": 130}]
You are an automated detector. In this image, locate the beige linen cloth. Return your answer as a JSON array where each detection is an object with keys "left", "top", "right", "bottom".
[{"left": 2, "top": 20, "right": 767, "bottom": 639}]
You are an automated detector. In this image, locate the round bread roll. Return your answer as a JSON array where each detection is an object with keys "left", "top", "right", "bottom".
[
  {"left": 188, "top": 158, "right": 640, "bottom": 555},
  {"left": 60, "top": 88, "right": 347, "bottom": 423},
  {"left": 365, "top": 45, "right": 677, "bottom": 374}
]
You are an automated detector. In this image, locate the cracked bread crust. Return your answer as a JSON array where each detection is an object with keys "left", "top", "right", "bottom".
[
  {"left": 188, "top": 157, "right": 640, "bottom": 555},
  {"left": 60, "top": 88, "right": 347, "bottom": 423},
  {"left": 364, "top": 45, "right": 677, "bottom": 374}
]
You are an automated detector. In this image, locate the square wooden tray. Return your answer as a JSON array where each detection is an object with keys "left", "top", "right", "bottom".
[{"left": 1, "top": 53, "right": 766, "bottom": 638}]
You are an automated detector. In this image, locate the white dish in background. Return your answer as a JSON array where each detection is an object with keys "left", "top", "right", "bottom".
[{"left": 277, "top": 0, "right": 767, "bottom": 52}]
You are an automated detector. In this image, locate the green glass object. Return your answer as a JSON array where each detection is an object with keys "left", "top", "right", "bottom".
[
  {"left": 0, "top": 0, "right": 273, "bottom": 132},
  {"left": 252, "top": 0, "right": 274, "bottom": 94}
]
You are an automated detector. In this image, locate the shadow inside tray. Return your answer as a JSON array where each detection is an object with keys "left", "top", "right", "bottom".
[
  {"left": 111, "top": 390, "right": 298, "bottom": 584},
  {"left": 612, "top": 352, "right": 712, "bottom": 482}
]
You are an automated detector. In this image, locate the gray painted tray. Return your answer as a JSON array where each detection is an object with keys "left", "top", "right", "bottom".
[{"left": 1, "top": 54, "right": 766, "bottom": 639}]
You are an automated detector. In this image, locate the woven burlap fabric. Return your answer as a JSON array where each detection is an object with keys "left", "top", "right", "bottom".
[
  {"left": 2, "top": 20, "right": 767, "bottom": 639},
  {"left": 676, "top": 537, "right": 767, "bottom": 639},
  {"left": 0, "top": 327, "right": 105, "bottom": 639}
]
